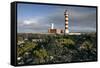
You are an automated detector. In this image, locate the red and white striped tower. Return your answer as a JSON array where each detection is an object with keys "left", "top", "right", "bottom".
[{"left": 64, "top": 10, "right": 69, "bottom": 34}]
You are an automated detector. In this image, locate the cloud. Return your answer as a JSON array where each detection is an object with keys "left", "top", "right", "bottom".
[
  {"left": 17, "top": 17, "right": 50, "bottom": 33},
  {"left": 43, "top": 8, "right": 96, "bottom": 31},
  {"left": 17, "top": 6, "right": 96, "bottom": 33},
  {"left": 23, "top": 20, "right": 36, "bottom": 25}
]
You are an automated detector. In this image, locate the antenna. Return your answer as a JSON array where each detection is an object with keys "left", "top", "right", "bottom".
[{"left": 64, "top": 10, "right": 68, "bottom": 15}]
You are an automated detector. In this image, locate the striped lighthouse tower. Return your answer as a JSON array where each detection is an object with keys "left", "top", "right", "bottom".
[{"left": 64, "top": 10, "right": 69, "bottom": 34}]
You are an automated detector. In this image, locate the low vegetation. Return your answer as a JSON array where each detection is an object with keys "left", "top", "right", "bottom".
[{"left": 17, "top": 33, "right": 97, "bottom": 65}]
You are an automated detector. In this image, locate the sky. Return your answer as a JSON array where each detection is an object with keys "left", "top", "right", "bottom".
[{"left": 17, "top": 3, "right": 97, "bottom": 33}]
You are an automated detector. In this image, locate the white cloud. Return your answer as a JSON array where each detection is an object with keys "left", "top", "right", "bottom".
[
  {"left": 24, "top": 20, "right": 32, "bottom": 25},
  {"left": 23, "top": 18, "right": 38, "bottom": 25}
]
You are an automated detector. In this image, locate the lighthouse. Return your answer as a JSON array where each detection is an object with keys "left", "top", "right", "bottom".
[
  {"left": 64, "top": 10, "right": 69, "bottom": 34},
  {"left": 51, "top": 23, "right": 54, "bottom": 29}
]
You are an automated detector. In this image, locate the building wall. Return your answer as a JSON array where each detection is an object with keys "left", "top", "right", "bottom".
[
  {"left": 48, "top": 28, "right": 64, "bottom": 34},
  {"left": 48, "top": 29, "right": 57, "bottom": 33}
]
